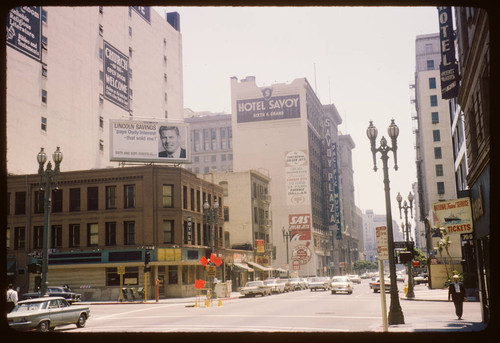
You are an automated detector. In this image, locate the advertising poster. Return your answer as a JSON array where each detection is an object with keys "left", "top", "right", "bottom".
[
  {"left": 432, "top": 197, "right": 473, "bottom": 234},
  {"left": 256, "top": 240, "right": 265, "bottom": 253},
  {"left": 284, "top": 150, "right": 310, "bottom": 205},
  {"left": 289, "top": 214, "right": 311, "bottom": 241},
  {"left": 236, "top": 87, "right": 300, "bottom": 123},
  {"left": 6, "top": 7, "right": 42, "bottom": 62},
  {"left": 292, "top": 244, "right": 312, "bottom": 265},
  {"left": 109, "top": 119, "right": 190, "bottom": 163},
  {"left": 103, "top": 41, "right": 130, "bottom": 111}
]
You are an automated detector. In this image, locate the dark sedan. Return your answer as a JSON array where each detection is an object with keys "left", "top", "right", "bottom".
[{"left": 22, "top": 286, "right": 82, "bottom": 303}]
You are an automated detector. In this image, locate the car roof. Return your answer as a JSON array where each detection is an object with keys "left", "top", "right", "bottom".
[{"left": 18, "top": 296, "right": 66, "bottom": 304}]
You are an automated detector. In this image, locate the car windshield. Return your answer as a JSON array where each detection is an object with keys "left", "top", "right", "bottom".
[
  {"left": 264, "top": 280, "right": 276, "bottom": 285},
  {"left": 290, "top": 278, "right": 300, "bottom": 281},
  {"left": 13, "top": 301, "right": 45, "bottom": 312},
  {"left": 310, "top": 277, "right": 323, "bottom": 282},
  {"left": 246, "top": 281, "right": 262, "bottom": 287},
  {"left": 332, "top": 277, "right": 349, "bottom": 283}
]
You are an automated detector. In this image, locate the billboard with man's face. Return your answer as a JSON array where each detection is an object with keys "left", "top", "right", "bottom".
[{"left": 109, "top": 119, "right": 190, "bottom": 163}]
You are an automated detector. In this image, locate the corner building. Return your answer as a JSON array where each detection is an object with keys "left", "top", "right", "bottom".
[
  {"left": 6, "top": 166, "right": 224, "bottom": 300},
  {"left": 231, "top": 76, "right": 345, "bottom": 276}
]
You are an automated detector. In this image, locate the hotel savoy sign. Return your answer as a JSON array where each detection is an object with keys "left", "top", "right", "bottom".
[
  {"left": 236, "top": 88, "right": 300, "bottom": 123},
  {"left": 437, "top": 7, "right": 459, "bottom": 99}
]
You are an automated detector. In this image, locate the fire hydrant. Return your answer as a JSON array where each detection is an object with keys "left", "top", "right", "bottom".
[{"left": 404, "top": 283, "right": 408, "bottom": 297}]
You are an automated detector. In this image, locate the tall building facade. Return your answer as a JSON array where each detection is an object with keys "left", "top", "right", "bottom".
[
  {"left": 231, "top": 76, "right": 360, "bottom": 277},
  {"left": 454, "top": 6, "right": 490, "bottom": 323},
  {"left": 412, "top": 33, "right": 458, "bottom": 257},
  {"left": 363, "top": 210, "right": 403, "bottom": 262},
  {"left": 184, "top": 110, "right": 233, "bottom": 174},
  {"left": 6, "top": 7, "right": 184, "bottom": 174}
]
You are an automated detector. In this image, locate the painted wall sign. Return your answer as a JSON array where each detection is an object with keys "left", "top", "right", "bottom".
[
  {"left": 103, "top": 41, "right": 130, "bottom": 111},
  {"left": 236, "top": 89, "right": 300, "bottom": 123},
  {"left": 7, "top": 7, "right": 42, "bottom": 62}
]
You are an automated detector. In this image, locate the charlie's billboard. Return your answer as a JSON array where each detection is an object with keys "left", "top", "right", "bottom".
[{"left": 109, "top": 119, "right": 190, "bottom": 163}]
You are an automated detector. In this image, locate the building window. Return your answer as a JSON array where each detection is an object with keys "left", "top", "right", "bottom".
[
  {"left": 51, "top": 225, "right": 62, "bottom": 248},
  {"left": 99, "top": 48, "right": 103, "bottom": 59},
  {"left": 87, "top": 223, "right": 99, "bottom": 246},
  {"left": 99, "top": 6, "right": 103, "bottom": 14},
  {"left": 34, "top": 226, "right": 43, "bottom": 249},
  {"left": 163, "top": 185, "right": 174, "bottom": 208},
  {"left": 433, "top": 130, "right": 441, "bottom": 142},
  {"left": 99, "top": 94, "right": 104, "bottom": 105},
  {"left": 99, "top": 116, "right": 104, "bottom": 129},
  {"left": 105, "top": 186, "right": 117, "bottom": 209},
  {"left": 434, "top": 147, "right": 442, "bottom": 159},
  {"left": 87, "top": 187, "right": 99, "bottom": 211},
  {"left": 42, "top": 89, "right": 47, "bottom": 104},
  {"left": 425, "top": 43, "right": 432, "bottom": 53},
  {"left": 163, "top": 220, "right": 174, "bottom": 244},
  {"left": 99, "top": 24, "right": 103, "bottom": 36},
  {"left": 430, "top": 95, "right": 438, "bottom": 107},
  {"left": 105, "top": 222, "right": 116, "bottom": 246},
  {"left": 168, "top": 266, "right": 178, "bottom": 285},
  {"left": 129, "top": 26, "right": 132, "bottom": 37},
  {"left": 435, "top": 164, "right": 444, "bottom": 177},
  {"left": 190, "top": 188, "right": 195, "bottom": 211},
  {"left": 426, "top": 60, "right": 434, "bottom": 70},
  {"left": 34, "top": 190, "right": 44, "bottom": 214},
  {"left": 41, "top": 117, "right": 47, "bottom": 131},
  {"left": 69, "top": 224, "right": 80, "bottom": 247},
  {"left": 129, "top": 68, "right": 133, "bottom": 80},
  {"left": 183, "top": 186, "right": 188, "bottom": 210},
  {"left": 124, "top": 221, "right": 135, "bottom": 245},
  {"left": 429, "top": 77, "right": 436, "bottom": 89},
  {"left": 42, "top": 35, "right": 48, "bottom": 50},
  {"left": 437, "top": 182, "right": 445, "bottom": 195},
  {"left": 69, "top": 188, "right": 81, "bottom": 211},
  {"left": 164, "top": 92, "right": 168, "bottom": 102},
  {"left": 52, "top": 189, "right": 62, "bottom": 213},
  {"left": 129, "top": 47, "right": 133, "bottom": 57},
  {"left": 124, "top": 185, "right": 135, "bottom": 209},
  {"left": 99, "top": 140, "right": 104, "bottom": 151},
  {"left": 14, "top": 227, "right": 25, "bottom": 250},
  {"left": 42, "top": 63, "right": 47, "bottom": 77},
  {"left": 15, "top": 192, "right": 26, "bottom": 215},
  {"left": 431, "top": 112, "right": 439, "bottom": 124},
  {"left": 106, "top": 267, "right": 138, "bottom": 286}
]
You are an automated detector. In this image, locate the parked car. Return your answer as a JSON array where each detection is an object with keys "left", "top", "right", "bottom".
[
  {"left": 22, "top": 286, "right": 82, "bottom": 303},
  {"left": 7, "top": 297, "right": 90, "bottom": 332},
  {"left": 278, "top": 279, "right": 293, "bottom": 292},
  {"left": 348, "top": 275, "right": 361, "bottom": 284},
  {"left": 300, "top": 278, "right": 309, "bottom": 289},
  {"left": 264, "top": 279, "right": 286, "bottom": 294},
  {"left": 330, "top": 276, "right": 353, "bottom": 294},
  {"left": 308, "top": 277, "right": 330, "bottom": 291},
  {"left": 414, "top": 274, "right": 429, "bottom": 285},
  {"left": 369, "top": 277, "right": 377, "bottom": 289},
  {"left": 372, "top": 277, "right": 391, "bottom": 293},
  {"left": 288, "top": 278, "right": 305, "bottom": 291},
  {"left": 240, "top": 281, "right": 272, "bottom": 297}
]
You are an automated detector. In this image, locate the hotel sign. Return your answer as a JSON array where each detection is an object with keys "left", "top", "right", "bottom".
[
  {"left": 437, "top": 7, "right": 459, "bottom": 99},
  {"left": 236, "top": 88, "right": 300, "bottom": 123}
]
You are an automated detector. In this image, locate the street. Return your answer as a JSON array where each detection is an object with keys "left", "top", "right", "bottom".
[{"left": 51, "top": 279, "right": 486, "bottom": 333}]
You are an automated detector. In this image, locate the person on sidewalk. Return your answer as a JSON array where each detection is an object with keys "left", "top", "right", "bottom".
[
  {"left": 448, "top": 275, "right": 466, "bottom": 319},
  {"left": 6, "top": 283, "right": 18, "bottom": 313}
]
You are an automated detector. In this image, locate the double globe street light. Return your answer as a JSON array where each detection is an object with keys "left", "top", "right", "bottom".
[
  {"left": 367, "top": 120, "right": 405, "bottom": 325},
  {"left": 397, "top": 191, "right": 415, "bottom": 299},
  {"left": 37, "top": 147, "right": 63, "bottom": 297}
]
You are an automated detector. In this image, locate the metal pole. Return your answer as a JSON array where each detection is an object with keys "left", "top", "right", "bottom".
[
  {"left": 41, "top": 170, "right": 51, "bottom": 297},
  {"left": 379, "top": 259, "right": 388, "bottom": 332},
  {"left": 381, "top": 153, "right": 404, "bottom": 324},
  {"left": 403, "top": 207, "right": 415, "bottom": 298}
]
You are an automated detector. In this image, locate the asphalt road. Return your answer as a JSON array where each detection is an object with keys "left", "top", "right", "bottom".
[{"left": 55, "top": 279, "right": 485, "bottom": 333}]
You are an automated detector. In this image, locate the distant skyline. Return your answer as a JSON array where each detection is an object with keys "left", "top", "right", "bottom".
[{"left": 154, "top": 6, "right": 443, "bottom": 233}]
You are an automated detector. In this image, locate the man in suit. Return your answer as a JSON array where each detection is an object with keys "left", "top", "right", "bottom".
[
  {"left": 448, "top": 274, "right": 467, "bottom": 319},
  {"left": 159, "top": 126, "right": 186, "bottom": 158}
]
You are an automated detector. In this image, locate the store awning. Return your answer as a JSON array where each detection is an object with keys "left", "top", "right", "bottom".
[
  {"left": 247, "top": 261, "right": 273, "bottom": 272},
  {"left": 275, "top": 268, "right": 288, "bottom": 273},
  {"left": 232, "top": 262, "right": 254, "bottom": 272}
]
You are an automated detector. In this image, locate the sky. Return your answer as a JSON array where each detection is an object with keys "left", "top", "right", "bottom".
[{"left": 154, "top": 6, "right": 442, "bottom": 234}]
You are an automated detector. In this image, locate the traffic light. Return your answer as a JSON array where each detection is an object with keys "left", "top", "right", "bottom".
[
  {"left": 144, "top": 250, "right": 151, "bottom": 265},
  {"left": 27, "top": 263, "right": 42, "bottom": 273}
]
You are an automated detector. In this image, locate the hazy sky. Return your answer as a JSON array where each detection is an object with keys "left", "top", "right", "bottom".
[{"left": 154, "top": 6, "right": 441, "bottom": 233}]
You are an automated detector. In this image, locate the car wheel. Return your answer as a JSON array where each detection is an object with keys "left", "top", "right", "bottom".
[
  {"left": 373, "top": 289, "right": 378, "bottom": 293},
  {"left": 348, "top": 291, "right": 353, "bottom": 294},
  {"left": 331, "top": 290, "right": 336, "bottom": 294},
  {"left": 38, "top": 320, "right": 50, "bottom": 332},
  {"left": 76, "top": 313, "right": 87, "bottom": 328}
]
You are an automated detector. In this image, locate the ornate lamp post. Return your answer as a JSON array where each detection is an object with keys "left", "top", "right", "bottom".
[
  {"left": 281, "top": 227, "right": 291, "bottom": 278},
  {"left": 37, "top": 147, "right": 63, "bottom": 297},
  {"left": 397, "top": 191, "right": 415, "bottom": 298},
  {"left": 367, "top": 120, "right": 404, "bottom": 325}
]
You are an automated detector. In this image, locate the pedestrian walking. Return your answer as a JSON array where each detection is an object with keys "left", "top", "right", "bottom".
[
  {"left": 448, "top": 275, "right": 466, "bottom": 319},
  {"left": 6, "top": 283, "right": 18, "bottom": 313}
]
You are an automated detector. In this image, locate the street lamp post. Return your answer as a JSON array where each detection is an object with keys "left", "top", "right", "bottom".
[
  {"left": 367, "top": 120, "right": 404, "bottom": 325},
  {"left": 37, "top": 147, "right": 63, "bottom": 297},
  {"left": 397, "top": 191, "right": 415, "bottom": 298},
  {"left": 203, "top": 198, "right": 219, "bottom": 295},
  {"left": 281, "top": 227, "right": 291, "bottom": 278}
]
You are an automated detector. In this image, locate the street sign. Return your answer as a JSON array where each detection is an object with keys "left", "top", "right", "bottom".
[
  {"left": 376, "top": 226, "right": 389, "bottom": 260},
  {"left": 117, "top": 266, "right": 125, "bottom": 275},
  {"left": 207, "top": 266, "right": 216, "bottom": 277}
]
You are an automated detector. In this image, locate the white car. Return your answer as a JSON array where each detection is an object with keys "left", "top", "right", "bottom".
[
  {"left": 330, "top": 276, "right": 354, "bottom": 294},
  {"left": 240, "top": 281, "right": 272, "bottom": 297},
  {"left": 264, "top": 279, "right": 286, "bottom": 294},
  {"left": 308, "top": 277, "right": 330, "bottom": 291}
]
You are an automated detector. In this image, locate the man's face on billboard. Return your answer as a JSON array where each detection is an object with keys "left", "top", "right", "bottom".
[{"left": 160, "top": 128, "right": 180, "bottom": 154}]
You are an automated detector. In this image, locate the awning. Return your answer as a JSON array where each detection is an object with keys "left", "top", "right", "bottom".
[
  {"left": 247, "top": 261, "right": 273, "bottom": 272},
  {"left": 232, "top": 262, "right": 254, "bottom": 272},
  {"left": 275, "top": 268, "right": 288, "bottom": 273}
]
